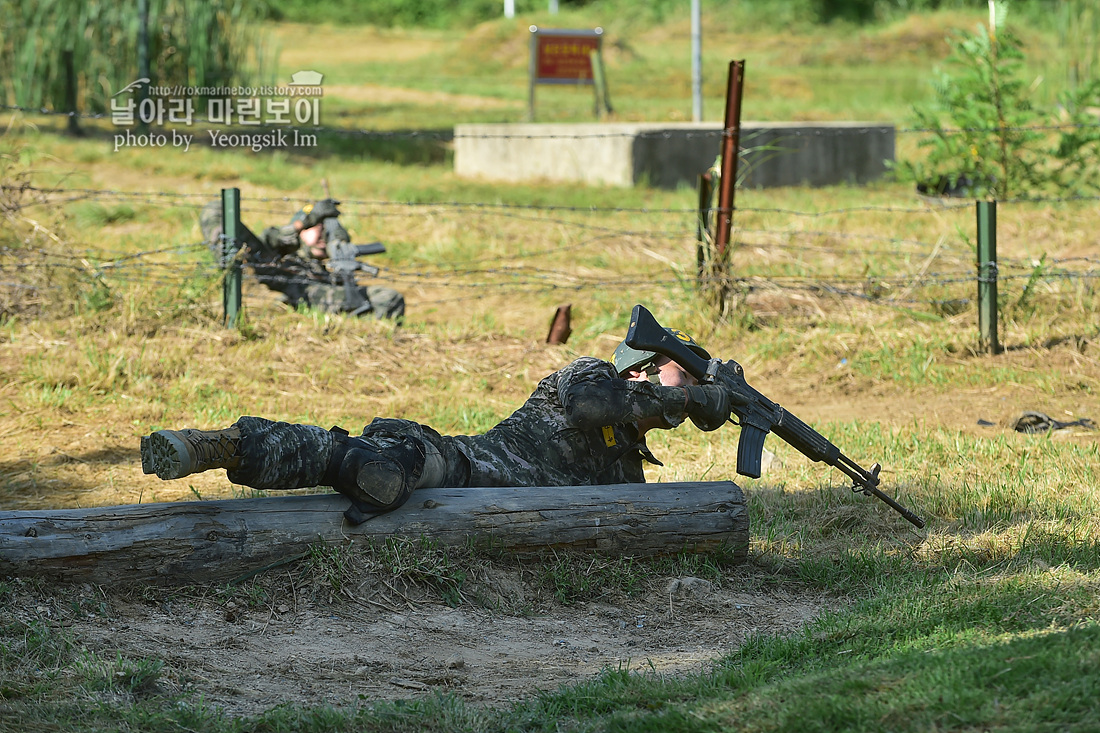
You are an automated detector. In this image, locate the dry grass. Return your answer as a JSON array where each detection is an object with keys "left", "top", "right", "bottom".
[
  {"left": 1, "top": 131, "right": 1098, "bottom": 518},
  {"left": 1, "top": 10, "right": 1098, "bottom": 549},
  {"left": 271, "top": 23, "right": 444, "bottom": 67}
]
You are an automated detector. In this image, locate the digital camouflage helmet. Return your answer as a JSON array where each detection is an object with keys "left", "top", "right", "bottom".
[{"left": 611, "top": 327, "right": 711, "bottom": 376}]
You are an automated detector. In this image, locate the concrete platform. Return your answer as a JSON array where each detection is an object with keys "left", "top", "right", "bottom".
[{"left": 454, "top": 121, "right": 895, "bottom": 189}]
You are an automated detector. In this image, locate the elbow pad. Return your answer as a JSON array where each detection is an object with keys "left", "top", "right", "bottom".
[
  {"left": 262, "top": 225, "right": 300, "bottom": 255},
  {"left": 682, "top": 384, "right": 731, "bottom": 432}
]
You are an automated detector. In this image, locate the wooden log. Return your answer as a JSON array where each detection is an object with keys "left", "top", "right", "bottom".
[{"left": 0, "top": 481, "right": 746, "bottom": 585}]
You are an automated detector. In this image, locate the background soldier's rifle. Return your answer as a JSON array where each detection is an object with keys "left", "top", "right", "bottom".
[
  {"left": 625, "top": 304, "right": 925, "bottom": 528},
  {"left": 316, "top": 177, "right": 387, "bottom": 316},
  {"left": 326, "top": 240, "right": 386, "bottom": 316}
]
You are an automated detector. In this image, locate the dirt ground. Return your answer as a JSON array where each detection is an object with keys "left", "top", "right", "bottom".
[
  {"left": 8, "top": 372, "right": 1095, "bottom": 717},
  {"left": 8, "top": 562, "right": 830, "bottom": 716}
]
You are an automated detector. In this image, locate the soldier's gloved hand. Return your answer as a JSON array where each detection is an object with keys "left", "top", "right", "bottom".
[
  {"left": 682, "top": 384, "right": 731, "bottom": 432},
  {"left": 273, "top": 224, "right": 300, "bottom": 253},
  {"left": 260, "top": 224, "right": 300, "bottom": 255},
  {"left": 299, "top": 198, "right": 341, "bottom": 229}
]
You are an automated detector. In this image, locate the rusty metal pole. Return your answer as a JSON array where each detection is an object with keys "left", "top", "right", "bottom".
[
  {"left": 546, "top": 304, "right": 572, "bottom": 344},
  {"left": 714, "top": 60, "right": 745, "bottom": 258}
]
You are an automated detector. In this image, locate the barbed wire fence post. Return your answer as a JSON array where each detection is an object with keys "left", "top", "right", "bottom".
[
  {"left": 221, "top": 187, "right": 242, "bottom": 328},
  {"left": 4, "top": 151, "right": 1100, "bottom": 334},
  {"left": 976, "top": 200, "right": 1001, "bottom": 354},
  {"left": 698, "top": 59, "right": 745, "bottom": 316}
]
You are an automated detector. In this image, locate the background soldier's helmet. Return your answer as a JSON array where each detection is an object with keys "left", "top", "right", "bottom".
[
  {"left": 611, "top": 328, "right": 711, "bottom": 375},
  {"left": 290, "top": 205, "right": 309, "bottom": 227}
]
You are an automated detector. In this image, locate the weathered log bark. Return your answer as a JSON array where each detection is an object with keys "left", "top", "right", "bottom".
[{"left": 0, "top": 481, "right": 747, "bottom": 585}]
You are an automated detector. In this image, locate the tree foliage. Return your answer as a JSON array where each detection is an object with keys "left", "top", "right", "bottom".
[{"left": 894, "top": 10, "right": 1100, "bottom": 200}]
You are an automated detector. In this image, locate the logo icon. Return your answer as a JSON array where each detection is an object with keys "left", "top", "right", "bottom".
[
  {"left": 290, "top": 70, "right": 324, "bottom": 86},
  {"left": 113, "top": 78, "right": 150, "bottom": 97}
]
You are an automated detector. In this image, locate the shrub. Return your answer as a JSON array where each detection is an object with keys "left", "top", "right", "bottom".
[{"left": 893, "top": 5, "right": 1100, "bottom": 199}]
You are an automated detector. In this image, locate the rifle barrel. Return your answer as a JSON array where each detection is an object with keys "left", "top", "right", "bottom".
[{"left": 353, "top": 242, "right": 385, "bottom": 257}]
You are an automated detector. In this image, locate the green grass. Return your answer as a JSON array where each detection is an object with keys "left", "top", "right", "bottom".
[
  {"left": 580, "top": 622, "right": 1100, "bottom": 733},
  {"left": 70, "top": 202, "right": 140, "bottom": 228}
]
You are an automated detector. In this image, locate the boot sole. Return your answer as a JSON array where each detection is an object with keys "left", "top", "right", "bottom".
[{"left": 140, "top": 431, "right": 192, "bottom": 480}]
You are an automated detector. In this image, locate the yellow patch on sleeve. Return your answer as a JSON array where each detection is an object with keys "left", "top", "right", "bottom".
[{"left": 602, "top": 425, "right": 616, "bottom": 447}]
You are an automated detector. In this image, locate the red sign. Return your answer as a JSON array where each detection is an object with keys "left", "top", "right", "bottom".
[{"left": 535, "top": 33, "right": 600, "bottom": 82}]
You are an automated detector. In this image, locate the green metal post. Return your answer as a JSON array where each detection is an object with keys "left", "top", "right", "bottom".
[
  {"left": 590, "top": 49, "right": 612, "bottom": 116},
  {"left": 62, "top": 50, "right": 81, "bottom": 136},
  {"left": 221, "top": 188, "right": 242, "bottom": 328},
  {"left": 976, "top": 201, "right": 1001, "bottom": 354}
]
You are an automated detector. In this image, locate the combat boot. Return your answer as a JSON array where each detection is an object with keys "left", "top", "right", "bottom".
[{"left": 141, "top": 427, "right": 242, "bottom": 480}]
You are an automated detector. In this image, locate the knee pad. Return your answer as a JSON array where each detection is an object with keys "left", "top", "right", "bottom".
[{"left": 324, "top": 429, "right": 424, "bottom": 515}]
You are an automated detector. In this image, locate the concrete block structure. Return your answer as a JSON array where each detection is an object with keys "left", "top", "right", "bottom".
[{"left": 454, "top": 121, "right": 895, "bottom": 189}]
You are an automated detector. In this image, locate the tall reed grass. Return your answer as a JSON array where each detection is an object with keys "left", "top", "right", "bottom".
[
  {"left": 0, "top": 0, "right": 275, "bottom": 113},
  {"left": 1058, "top": 0, "right": 1100, "bottom": 88}
]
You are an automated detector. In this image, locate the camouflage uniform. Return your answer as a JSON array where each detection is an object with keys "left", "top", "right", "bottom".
[
  {"left": 300, "top": 280, "right": 406, "bottom": 321},
  {"left": 199, "top": 200, "right": 405, "bottom": 320},
  {"left": 225, "top": 357, "right": 684, "bottom": 497}
]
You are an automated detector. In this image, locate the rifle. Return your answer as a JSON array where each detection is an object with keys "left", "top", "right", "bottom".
[
  {"left": 326, "top": 240, "right": 387, "bottom": 316},
  {"left": 625, "top": 304, "right": 925, "bottom": 529},
  {"left": 313, "top": 178, "right": 388, "bottom": 316}
]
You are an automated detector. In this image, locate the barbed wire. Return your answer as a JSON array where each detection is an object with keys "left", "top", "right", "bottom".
[
  {"left": 5, "top": 176, "right": 1098, "bottom": 322},
  {"left": 4, "top": 187, "right": 1095, "bottom": 293},
  {"left": 14, "top": 184, "right": 1100, "bottom": 224},
  {"left": 6, "top": 247, "right": 1094, "bottom": 316},
  {"left": 246, "top": 266, "right": 1100, "bottom": 311},
  {"left": 8, "top": 234, "right": 1087, "bottom": 286},
  {"left": 10, "top": 244, "right": 1095, "bottom": 290},
  {"left": 5, "top": 185, "right": 1095, "bottom": 274}
]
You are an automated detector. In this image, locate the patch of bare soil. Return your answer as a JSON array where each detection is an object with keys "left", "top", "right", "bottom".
[
  {"left": 324, "top": 83, "right": 516, "bottom": 110},
  {"left": 9, "top": 565, "right": 831, "bottom": 717}
]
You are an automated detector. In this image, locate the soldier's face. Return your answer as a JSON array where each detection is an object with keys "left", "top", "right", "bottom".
[
  {"left": 300, "top": 224, "right": 327, "bottom": 258},
  {"left": 626, "top": 356, "right": 697, "bottom": 388}
]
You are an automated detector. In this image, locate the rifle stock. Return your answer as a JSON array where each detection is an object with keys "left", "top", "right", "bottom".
[
  {"left": 625, "top": 305, "right": 710, "bottom": 381},
  {"left": 625, "top": 304, "right": 925, "bottom": 529}
]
